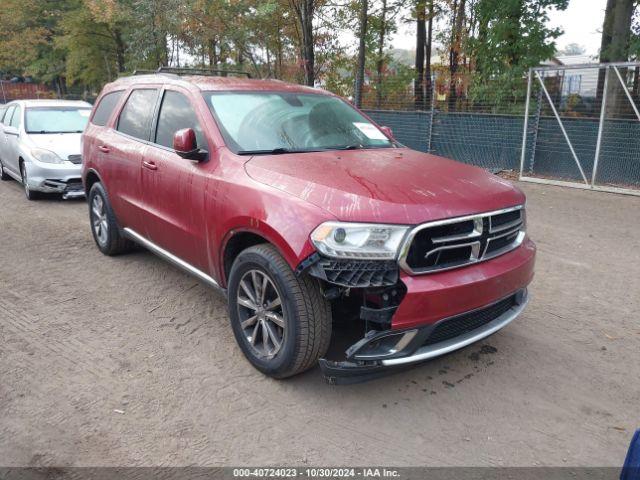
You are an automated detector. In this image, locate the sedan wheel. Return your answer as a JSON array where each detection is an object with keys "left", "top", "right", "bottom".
[
  {"left": 21, "top": 165, "right": 40, "bottom": 200},
  {"left": 0, "top": 159, "right": 9, "bottom": 181},
  {"left": 236, "top": 269, "right": 286, "bottom": 359}
]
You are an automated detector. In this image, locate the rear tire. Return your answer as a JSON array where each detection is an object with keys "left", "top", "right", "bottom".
[
  {"left": 0, "top": 158, "right": 9, "bottom": 181},
  {"left": 228, "top": 244, "right": 332, "bottom": 379},
  {"left": 88, "top": 182, "right": 134, "bottom": 256}
]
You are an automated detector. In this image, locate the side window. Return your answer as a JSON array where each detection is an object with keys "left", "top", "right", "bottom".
[
  {"left": 116, "top": 89, "right": 158, "bottom": 140},
  {"left": 0, "top": 107, "right": 6, "bottom": 124},
  {"left": 92, "top": 90, "right": 124, "bottom": 126},
  {"left": 3, "top": 106, "right": 15, "bottom": 125},
  {"left": 154, "top": 91, "right": 206, "bottom": 149},
  {"left": 10, "top": 105, "right": 21, "bottom": 128}
]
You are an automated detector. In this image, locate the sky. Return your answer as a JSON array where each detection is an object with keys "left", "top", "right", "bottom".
[{"left": 390, "top": 0, "right": 608, "bottom": 58}]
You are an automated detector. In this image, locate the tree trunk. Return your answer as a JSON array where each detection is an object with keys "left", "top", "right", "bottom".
[
  {"left": 425, "top": 0, "right": 434, "bottom": 107},
  {"left": 208, "top": 38, "right": 218, "bottom": 67},
  {"left": 375, "top": 0, "right": 387, "bottom": 108},
  {"left": 598, "top": 0, "right": 635, "bottom": 116},
  {"left": 113, "top": 28, "right": 126, "bottom": 73},
  {"left": 292, "top": 0, "right": 315, "bottom": 86},
  {"left": 448, "top": 0, "right": 466, "bottom": 111},
  {"left": 354, "top": 0, "right": 368, "bottom": 107},
  {"left": 414, "top": 1, "right": 426, "bottom": 110}
]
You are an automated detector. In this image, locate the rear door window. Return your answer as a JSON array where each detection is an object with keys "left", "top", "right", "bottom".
[
  {"left": 116, "top": 89, "right": 158, "bottom": 140},
  {"left": 154, "top": 90, "right": 206, "bottom": 149},
  {"left": 92, "top": 91, "right": 124, "bottom": 126}
]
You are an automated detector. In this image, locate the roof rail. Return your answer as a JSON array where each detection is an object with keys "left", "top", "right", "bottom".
[{"left": 148, "top": 67, "right": 252, "bottom": 78}]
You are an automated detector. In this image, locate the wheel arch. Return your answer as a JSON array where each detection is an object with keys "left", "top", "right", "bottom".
[
  {"left": 220, "top": 223, "right": 310, "bottom": 288},
  {"left": 84, "top": 168, "right": 103, "bottom": 196}
]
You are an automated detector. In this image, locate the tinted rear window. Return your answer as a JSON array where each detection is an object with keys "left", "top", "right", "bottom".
[
  {"left": 92, "top": 91, "right": 124, "bottom": 126},
  {"left": 117, "top": 89, "right": 158, "bottom": 140}
]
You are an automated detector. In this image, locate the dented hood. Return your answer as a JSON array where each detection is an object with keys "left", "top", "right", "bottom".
[{"left": 244, "top": 148, "right": 525, "bottom": 225}]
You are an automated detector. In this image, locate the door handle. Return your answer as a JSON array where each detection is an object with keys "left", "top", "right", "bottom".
[
  {"left": 97, "top": 145, "right": 110, "bottom": 153},
  {"left": 142, "top": 160, "right": 158, "bottom": 171}
]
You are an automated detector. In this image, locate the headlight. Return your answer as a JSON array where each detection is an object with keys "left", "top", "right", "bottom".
[
  {"left": 31, "top": 148, "right": 64, "bottom": 164},
  {"left": 311, "top": 222, "right": 409, "bottom": 260}
]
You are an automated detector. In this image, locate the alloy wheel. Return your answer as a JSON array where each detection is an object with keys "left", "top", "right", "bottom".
[
  {"left": 91, "top": 194, "right": 109, "bottom": 246},
  {"left": 236, "top": 269, "right": 286, "bottom": 359}
]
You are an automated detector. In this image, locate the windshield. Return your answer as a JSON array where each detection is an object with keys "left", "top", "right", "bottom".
[
  {"left": 25, "top": 107, "right": 91, "bottom": 134},
  {"left": 203, "top": 92, "right": 394, "bottom": 154}
]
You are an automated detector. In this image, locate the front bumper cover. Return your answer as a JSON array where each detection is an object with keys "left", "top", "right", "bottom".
[
  {"left": 320, "top": 288, "right": 528, "bottom": 384},
  {"left": 25, "top": 161, "right": 84, "bottom": 198}
]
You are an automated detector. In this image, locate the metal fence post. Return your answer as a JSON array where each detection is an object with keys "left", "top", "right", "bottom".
[
  {"left": 592, "top": 65, "right": 609, "bottom": 187},
  {"left": 427, "top": 75, "right": 436, "bottom": 153},
  {"left": 519, "top": 68, "right": 533, "bottom": 178}
]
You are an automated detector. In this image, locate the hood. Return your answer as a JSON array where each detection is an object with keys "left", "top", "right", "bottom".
[
  {"left": 244, "top": 148, "right": 525, "bottom": 225},
  {"left": 26, "top": 133, "right": 82, "bottom": 161}
]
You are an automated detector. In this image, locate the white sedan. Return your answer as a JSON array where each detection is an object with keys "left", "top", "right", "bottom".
[{"left": 0, "top": 99, "right": 92, "bottom": 200}]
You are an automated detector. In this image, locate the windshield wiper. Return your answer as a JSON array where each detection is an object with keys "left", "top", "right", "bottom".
[
  {"left": 334, "top": 143, "right": 365, "bottom": 150},
  {"left": 237, "top": 147, "right": 318, "bottom": 155},
  {"left": 27, "top": 130, "right": 83, "bottom": 134}
]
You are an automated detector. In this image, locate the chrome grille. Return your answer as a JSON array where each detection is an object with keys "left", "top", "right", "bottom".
[{"left": 399, "top": 206, "right": 525, "bottom": 274}]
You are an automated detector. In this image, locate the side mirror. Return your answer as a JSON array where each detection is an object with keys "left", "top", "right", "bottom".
[
  {"left": 173, "top": 128, "right": 207, "bottom": 161},
  {"left": 4, "top": 126, "right": 19, "bottom": 136},
  {"left": 380, "top": 126, "right": 394, "bottom": 139}
]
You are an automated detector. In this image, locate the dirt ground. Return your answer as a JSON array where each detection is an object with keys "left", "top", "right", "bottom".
[{"left": 0, "top": 178, "right": 638, "bottom": 468}]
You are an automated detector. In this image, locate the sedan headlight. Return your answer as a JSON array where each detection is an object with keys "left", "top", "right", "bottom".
[
  {"left": 311, "top": 222, "right": 409, "bottom": 260},
  {"left": 31, "top": 148, "right": 64, "bottom": 164}
]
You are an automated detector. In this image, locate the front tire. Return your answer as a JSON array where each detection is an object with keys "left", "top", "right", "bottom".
[
  {"left": 21, "top": 164, "right": 42, "bottom": 200},
  {"left": 228, "top": 244, "right": 332, "bottom": 379},
  {"left": 88, "top": 182, "right": 134, "bottom": 256}
]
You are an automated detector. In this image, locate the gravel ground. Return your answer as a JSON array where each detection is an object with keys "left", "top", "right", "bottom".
[{"left": 0, "top": 178, "right": 638, "bottom": 467}]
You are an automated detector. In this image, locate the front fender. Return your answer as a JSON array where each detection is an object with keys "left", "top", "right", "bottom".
[{"left": 212, "top": 188, "right": 336, "bottom": 286}]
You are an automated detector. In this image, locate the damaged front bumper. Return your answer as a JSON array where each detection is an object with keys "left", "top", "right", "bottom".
[
  {"left": 24, "top": 160, "right": 85, "bottom": 199},
  {"left": 320, "top": 289, "right": 529, "bottom": 384}
]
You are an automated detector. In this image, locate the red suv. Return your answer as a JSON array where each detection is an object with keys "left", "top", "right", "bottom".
[{"left": 82, "top": 71, "right": 535, "bottom": 383}]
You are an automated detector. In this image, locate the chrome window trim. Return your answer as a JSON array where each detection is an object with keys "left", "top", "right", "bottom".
[{"left": 397, "top": 204, "right": 525, "bottom": 275}]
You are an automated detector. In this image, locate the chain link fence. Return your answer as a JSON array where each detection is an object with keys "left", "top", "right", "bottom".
[
  {"left": 520, "top": 62, "right": 640, "bottom": 194},
  {"left": 356, "top": 63, "right": 640, "bottom": 195},
  {"left": 360, "top": 69, "right": 531, "bottom": 173}
]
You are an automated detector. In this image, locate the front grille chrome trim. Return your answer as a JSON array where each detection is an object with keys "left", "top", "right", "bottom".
[{"left": 398, "top": 205, "right": 525, "bottom": 275}]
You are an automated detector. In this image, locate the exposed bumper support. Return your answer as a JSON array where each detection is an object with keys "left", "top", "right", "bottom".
[{"left": 320, "top": 289, "right": 529, "bottom": 384}]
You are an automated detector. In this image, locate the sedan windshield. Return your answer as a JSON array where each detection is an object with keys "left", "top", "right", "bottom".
[
  {"left": 203, "top": 92, "right": 394, "bottom": 154},
  {"left": 25, "top": 107, "right": 91, "bottom": 134}
]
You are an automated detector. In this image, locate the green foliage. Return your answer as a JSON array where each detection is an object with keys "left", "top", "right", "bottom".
[{"left": 468, "top": 0, "right": 569, "bottom": 110}]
